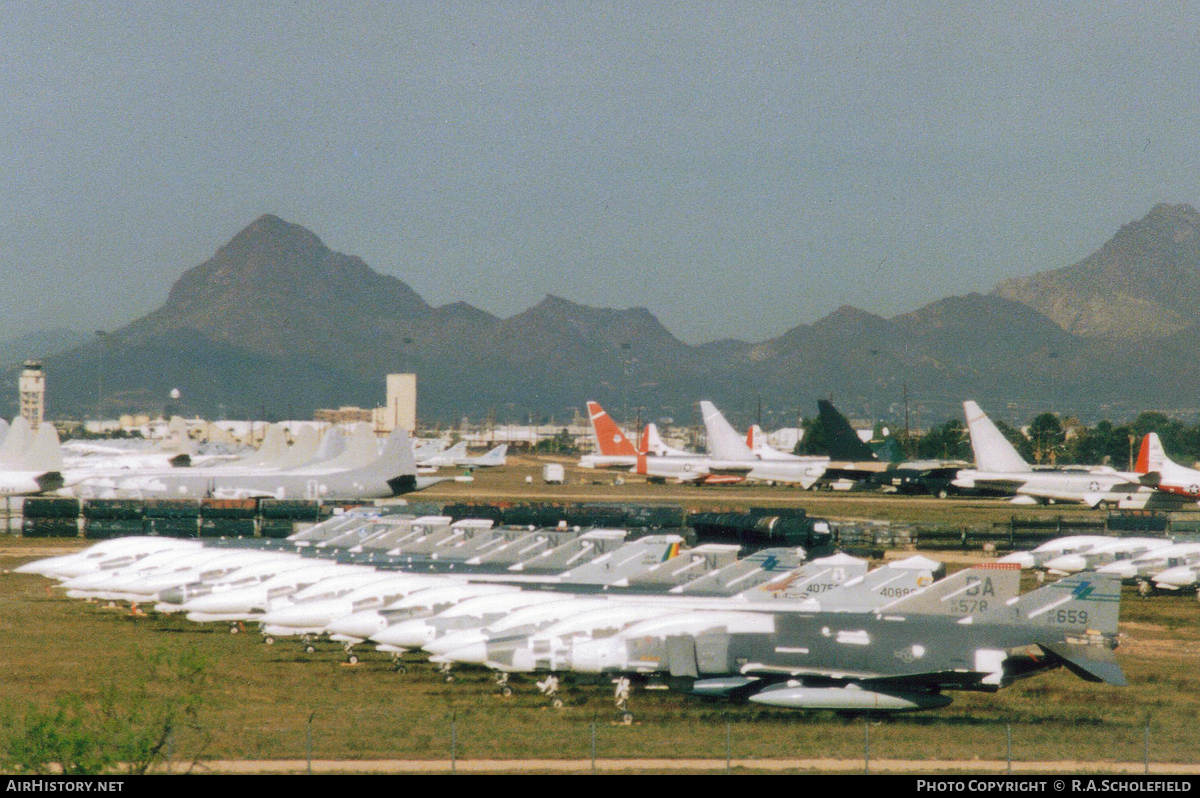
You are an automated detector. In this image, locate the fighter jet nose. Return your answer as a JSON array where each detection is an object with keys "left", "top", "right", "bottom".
[
  {"left": 1153, "top": 566, "right": 1196, "bottom": 589},
  {"left": 327, "top": 611, "right": 386, "bottom": 640},
  {"left": 996, "top": 553, "right": 1034, "bottom": 568},
  {"left": 372, "top": 620, "right": 432, "bottom": 649},
  {"left": 1045, "top": 555, "right": 1085, "bottom": 574},
  {"left": 440, "top": 641, "right": 488, "bottom": 665},
  {"left": 424, "top": 631, "right": 484, "bottom": 656},
  {"left": 1096, "top": 562, "right": 1134, "bottom": 578},
  {"left": 158, "top": 587, "right": 187, "bottom": 605}
]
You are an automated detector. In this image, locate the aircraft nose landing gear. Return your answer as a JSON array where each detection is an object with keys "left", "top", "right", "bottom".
[
  {"left": 614, "top": 676, "right": 633, "bottom": 724},
  {"left": 536, "top": 675, "right": 563, "bottom": 708}
]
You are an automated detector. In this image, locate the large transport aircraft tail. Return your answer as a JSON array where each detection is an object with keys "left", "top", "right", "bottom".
[
  {"left": 586, "top": 401, "right": 638, "bottom": 457},
  {"left": 1135, "top": 432, "right": 1170, "bottom": 475},
  {"left": 376, "top": 428, "right": 423, "bottom": 493},
  {"left": 23, "top": 423, "right": 63, "bottom": 472},
  {"left": 0, "top": 416, "right": 32, "bottom": 467},
  {"left": 700, "top": 401, "right": 754, "bottom": 460},
  {"left": 816, "top": 400, "right": 878, "bottom": 461},
  {"left": 963, "top": 401, "right": 1031, "bottom": 474}
]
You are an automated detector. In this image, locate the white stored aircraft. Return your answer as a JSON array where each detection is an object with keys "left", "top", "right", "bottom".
[
  {"left": 951, "top": 401, "right": 1151, "bottom": 506},
  {"left": 0, "top": 420, "right": 65, "bottom": 495},
  {"left": 633, "top": 402, "right": 826, "bottom": 488},
  {"left": 578, "top": 402, "right": 643, "bottom": 469},
  {"left": 1133, "top": 432, "right": 1200, "bottom": 506}
]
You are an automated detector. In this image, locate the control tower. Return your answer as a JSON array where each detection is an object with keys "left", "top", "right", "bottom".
[{"left": 18, "top": 360, "right": 45, "bottom": 429}]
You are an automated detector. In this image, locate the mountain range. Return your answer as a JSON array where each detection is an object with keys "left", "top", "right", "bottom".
[{"left": 8, "top": 203, "right": 1200, "bottom": 428}]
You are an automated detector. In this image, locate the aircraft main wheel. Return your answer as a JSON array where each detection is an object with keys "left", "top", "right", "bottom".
[
  {"left": 347, "top": 654, "right": 359, "bottom": 665},
  {"left": 621, "top": 712, "right": 634, "bottom": 725},
  {"left": 1138, "top": 581, "right": 1152, "bottom": 597},
  {"left": 305, "top": 645, "right": 316, "bottom": 654},
  {"left": 500, "top": 686, "right": 514, "bottom": 698},
  {"left": 394, "top": 664, "right": 408, "bottom": 674},
  {"left": 937, "top": 489, "right": 949, "bottom": 499},
  {"left": 264, "top": 636, "right": 275, "bottom": 646},
  {"left": 445, "top": 675, "right": 455, "bottom": 683},
  {"left": 229, "top": 625, "right": 239, "bottom": 635},
  {"left": 551, "top": 698, "right": 564, "bottom": 709}
]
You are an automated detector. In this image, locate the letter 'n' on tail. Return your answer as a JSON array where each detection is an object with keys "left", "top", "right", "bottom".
[{"left": 587, "top": 402, "right": 638, "bottom": 457}]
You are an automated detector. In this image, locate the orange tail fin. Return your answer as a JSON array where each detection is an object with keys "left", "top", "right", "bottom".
[
  {"left": 1135, "top": 434, "right": 1151, "bottom": 474},
  {"left": 586, "top": 401, "right": 638, "bottom": 456}
]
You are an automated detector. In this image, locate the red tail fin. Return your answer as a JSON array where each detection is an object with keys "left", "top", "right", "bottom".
[
  {"left": 746, "top": 426, "right": 755, "bottom": 449},
  {"left": 1135, "top": 434, "right": 1151, "bottom": 474},
  {"left": 586, "top": 401, "right": 638, "bottom": 456}
]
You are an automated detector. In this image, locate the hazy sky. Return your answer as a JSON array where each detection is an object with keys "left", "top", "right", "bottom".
[{"left": 3, "top": 2, "right": 1199, "bottom": 344}]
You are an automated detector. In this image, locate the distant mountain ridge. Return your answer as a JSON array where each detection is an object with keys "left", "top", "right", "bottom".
[
  {"left": 0, "top": 329, "right": 88, "bottom": 369},
  {"left": 994, "top": 203, "right": 1200, "bottom": 340},
  {"left": 9, "top": 205, "right": 1200, "bottom": 426}
]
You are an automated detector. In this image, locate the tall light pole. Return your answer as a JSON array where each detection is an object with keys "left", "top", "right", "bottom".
[{"left": 95, "top": 330, "right": 107, "bottom": 426}]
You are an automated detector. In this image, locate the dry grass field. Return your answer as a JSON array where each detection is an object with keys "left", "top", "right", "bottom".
[{"left": 1, "top": 469, "right": 1198, "bottom": 771}]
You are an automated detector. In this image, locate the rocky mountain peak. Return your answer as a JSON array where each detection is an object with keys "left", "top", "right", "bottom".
[{"left": 993, "top": 203, "right": 1200, "bottom": 340}]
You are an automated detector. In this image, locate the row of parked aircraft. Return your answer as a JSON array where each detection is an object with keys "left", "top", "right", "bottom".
[
  {"left": 15, "top": 508, "right": 1126, "bottom": 717},
  {"left": 581, "top": 399, "right": 1200, "bottom": 509},
  {"left": 0, "top": 418, "right": 489, "bottom": 501},
  {"left": 998, "top": 534, "right": 1200, "bottom": 596}
]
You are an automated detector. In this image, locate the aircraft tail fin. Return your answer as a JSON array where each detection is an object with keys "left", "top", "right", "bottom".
[
  {"left": 23, "top": 423, "right": 63, "bottom": 472},
  {"left": 817, "top": 401, "right": 877, "bottom": 461},
  {"left": 700, "top": 401, "right": 754, "bottom": 460},
  {"left": 999, "top": 571, "right": 1122, "bottom": 636},
  {"left": 963, "top": 401, "right": 1031, "bottom": 473},
  {"left": 817, "top": 561, "right": 937, "bottom": 611},
  {"left": 637, "top": 425, "right": 650, "bottom": 455},
  {"left": 0, "top": 416, "right": 32, "bottom": 467},
  {"left": 878, "top": 563, "right": 1021, "bottom": 617},
  {"left": 475, "top": 444, "right": 508, "bottom": 465},
  {"left": 1136, "top": 432, "right": 1170, "bottom": 474},
  {"left": 586, "top": 401, "right": 638, "bottom": 457},
  {"left": 443, "top": 441, "right": 469, "bottom": 459},
  {"left": 644, "top": 423, "right": 668, "bottom": 455}
]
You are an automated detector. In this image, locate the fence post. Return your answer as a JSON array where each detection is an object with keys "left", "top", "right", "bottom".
[
  {"left": 1145, "top": 723, "right": 1150, "bottom": 775},
  {"left": 1006, "top": 723, "right": 1012, "bottom": 774},
  {"left": 863, "top": 719, "right": 870, "bottom": 775},
  {"left": 726, "top": 718, "right": 732, "bottom": 773},
  {"left": 306, "top": 711, "right": 314, "bottom": 775}
]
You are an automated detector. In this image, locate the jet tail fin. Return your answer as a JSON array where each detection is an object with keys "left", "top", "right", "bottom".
[
  {"left": 991, "top": 571, "right": 1122, "bottom": 636},
  {"left": 878, "top": 563, "right": 1021, "bottom": 617},
  {"left": 817, "top": 401, "right": 877, "bottom": 461},
  {"left": 700, "top": 401, "right": 754, "bottom": 460},
  {"left": 586, "top": 401, "right": 638, "bottom": 457},
  {"left": 963, "top": 401, "right": 1031, "bottom": 473}
]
